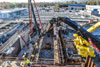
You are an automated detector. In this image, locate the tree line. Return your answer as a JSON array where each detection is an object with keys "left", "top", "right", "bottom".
[
  {"left": 0, "top": 1, "right": 100, "bottom": 9},
  {"left": 59, "top": 1, "right": 100, "bottom": 7}
]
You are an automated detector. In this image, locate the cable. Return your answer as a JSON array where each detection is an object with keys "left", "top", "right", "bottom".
[
  {"left": 30, "top": 10, "right": 33, "bottom": 34},
  {"left": 48, "top": 25, "right": 56, "bottom": 31},
  {"left": 31, "top": 2, "right": 40, "bottom": 35},
  {"left": 33, "top": 0, "right": 44, "bottom": 32},
  {"left": 88, "top": 37, "right": 100, "bottom": 52}
]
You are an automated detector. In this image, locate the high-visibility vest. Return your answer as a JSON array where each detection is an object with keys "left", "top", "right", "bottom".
[
  {"left": 26, "top": 59, "right": 30, "bottom": 64},
  {"left": 36, "top": 45, "right": 38, "bottom": 48},
  {"left": 31, "top": 54, "right": 34, "bottom": 57}
]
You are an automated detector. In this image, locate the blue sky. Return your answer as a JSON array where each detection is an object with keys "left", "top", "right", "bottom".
[{"left": 0, "top": 0, "right": 99, "bottom": 2}]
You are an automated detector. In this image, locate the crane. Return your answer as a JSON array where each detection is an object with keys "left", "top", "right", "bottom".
[{"left": 39, "top": 17, "right": 100, "bottom": 57}]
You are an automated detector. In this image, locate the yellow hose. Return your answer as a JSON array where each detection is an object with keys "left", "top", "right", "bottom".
[
  {"left": 73, "top": 22, "right": 100, "bottom": 57},
  {"left": 87, "top": 22, "right": 100, "bottom": 33}
]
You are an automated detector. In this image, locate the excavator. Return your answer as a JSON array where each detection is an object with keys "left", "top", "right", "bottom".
[
  {"left": 28, "top": 0, "right": 100, "bottom": 58},
  {"left": 34, "top": 17, "right": 100, "bottom": 58},
  {"left": 55, "top": 17, "right": 100, "bottom": 57},
  {"left": 31, "top": 16, "right": 100, "bottom": 58},
  {"left": 73, "top": 21, "right": 100, "bottom": 57}
]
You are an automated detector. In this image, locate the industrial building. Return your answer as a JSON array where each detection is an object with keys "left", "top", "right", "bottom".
[{"left": 68, "top": 4, "right": 86, "bottom": 11}]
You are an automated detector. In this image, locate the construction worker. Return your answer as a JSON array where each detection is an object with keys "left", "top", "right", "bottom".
[
  {"left": 31, "top": 54, "right": 34, "bottom": 60},
  {"left": 26, "top": 58, "right": 30, "bottom": 67},
  {"left": 36, "top": 45, "right": 39, "bottom": 49},
  {"left": 66, "top": 48, "right": 73, "bottom": 57}
]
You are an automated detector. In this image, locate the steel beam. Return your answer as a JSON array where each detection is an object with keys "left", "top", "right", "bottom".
[{"left": 58, "top": 17, "right": 100, "bottom": 50}]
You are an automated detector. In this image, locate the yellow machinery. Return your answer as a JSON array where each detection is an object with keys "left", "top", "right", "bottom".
[
  {"left": 56, "top": 3, "right": 59, "bottom": 12},
  {"left": 87, "top": 22, "right": 100, "bottom": 32},
  {"left": 73, "top": 22, "right": 100, "bottom": 57}
]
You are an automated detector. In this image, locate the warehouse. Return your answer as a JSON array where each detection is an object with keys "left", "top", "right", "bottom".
[{"left": 68, "top": 4, "right": 86, "bottom": 11}]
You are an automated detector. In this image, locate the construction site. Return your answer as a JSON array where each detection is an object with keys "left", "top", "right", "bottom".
[{"left": 0, "top": 0, "right": 100, "bottom": 67}]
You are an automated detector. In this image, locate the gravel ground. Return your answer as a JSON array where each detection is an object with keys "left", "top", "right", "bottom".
[{"left": 39, "top": 50, "right": 54, "bottom": 59}]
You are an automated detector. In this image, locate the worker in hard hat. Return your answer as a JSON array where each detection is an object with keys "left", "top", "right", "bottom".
[
  {"left": 66, "top": 48, "right": 73, "bottom": 57},
  {"left": 31, "top": 54, "right": 34, "bottom": 60},
  {"left": 36, "top": 45, "right": 39, "bottom": 49},
  {"left": 27, "top": 58, "right": 30, "bottom": 67}
]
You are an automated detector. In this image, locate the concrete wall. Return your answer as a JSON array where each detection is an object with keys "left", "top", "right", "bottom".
[
  {"left": 8, "top": 39, "right": 21, "bottom": 57},
  {"left": 0, "top": 24, "right": 30, "bottom": 57}
]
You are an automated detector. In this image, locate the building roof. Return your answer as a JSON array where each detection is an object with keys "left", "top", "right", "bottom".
[
  {"left": 0, "top": 8, "right": 27, "bottom": 13},
  {"left": 68, "top": 4, "right": 86, "bottom": 7}
]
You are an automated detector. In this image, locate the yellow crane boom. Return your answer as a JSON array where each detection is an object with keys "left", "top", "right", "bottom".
[{"left": 73, "top": 22, "right": 100, "bottom": 57}]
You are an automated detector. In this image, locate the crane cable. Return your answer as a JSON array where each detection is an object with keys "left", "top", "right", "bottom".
[
  {"left": 88, "top": 37, "right": 100, "bottom": 53},
  {"left": 48, "top": 25, "right": 56, "bottom": 31},
  {"left": 47, "top": 12, "right": 56, "bottom": 31},
  {"left": 30, "top": 10, "right": 33, "bottom": 34},
  {"left": 33, "top": 0, "right": 44, "bottom": 32},
  {"left": 31, "top": 2, "right": 40, "bottom": 35}
]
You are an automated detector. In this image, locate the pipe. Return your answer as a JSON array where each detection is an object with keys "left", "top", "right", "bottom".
[{"left": 87, "top": 22, "right": 100, "bottom": 33}]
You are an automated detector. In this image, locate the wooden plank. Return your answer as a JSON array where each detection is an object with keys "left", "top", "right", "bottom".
[
  {"left": 35, "top": 37, "right": 44, "bottom": 63},
  {"left": 53, "top": 24, "right": 60, "bottom": 65}
]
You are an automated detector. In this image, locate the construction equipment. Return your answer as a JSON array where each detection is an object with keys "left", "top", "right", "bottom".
[
  {"left": 56, "top": 17, "right": 100, "bottom": 50},
  {"left": 73, "top": 22, "right": 100, "bottom": 57},
  {"left": 28, "top": 0, "right": 40, "bottom": 35},
  {"left": 73, "top": 34, "right": 95, "bottom": 57},
  {"left": 37, "top": 17, "right": 100, "bottom": 53},
  {"left": 0, "top": 0, "right": 98, "bottom": 66},
  {"left": 43, "top": 17, "right": 100, "bottom": 58},
  {"left": 56, "top": 3, "right": 59, "bottom": 12},
  {"left": 31, "top": 16, "right": 100, "bottom": 58},
  {"left": 32, "top": 17, "right": 98, "bottom": 66}
]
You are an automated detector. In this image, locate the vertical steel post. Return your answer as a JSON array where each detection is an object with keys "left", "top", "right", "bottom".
[{"left": 31, "top": 2, "right": 40, "bottom": 35}]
